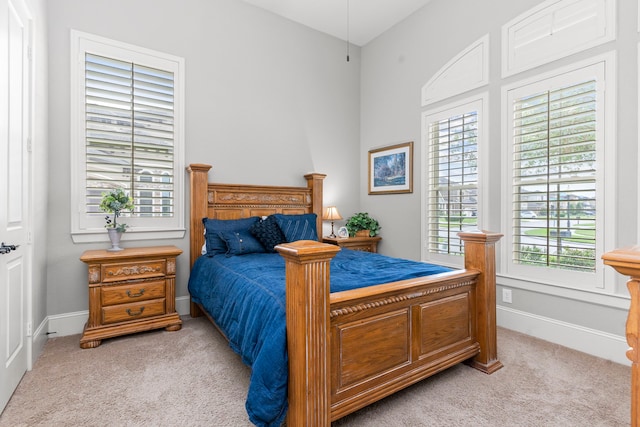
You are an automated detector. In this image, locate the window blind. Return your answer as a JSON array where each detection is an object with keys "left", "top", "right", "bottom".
[
  {"left": 84, "top": 53, "right": 175, "bottom": 218},
  {"left": 512, "top": 80, "right": 597, "bottom": 272},
  {"left": 427, "top": 111, "right": 478, "bottom": 256}
]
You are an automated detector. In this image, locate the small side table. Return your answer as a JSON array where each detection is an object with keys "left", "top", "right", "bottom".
[
  {"left": 322, "top": 236, "right": 381, "bottom": 253},
  {"left": 79, "top": 245, "right": 183, "bottom": 349}
]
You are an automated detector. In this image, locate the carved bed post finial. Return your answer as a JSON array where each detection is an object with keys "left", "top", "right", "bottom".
[
  {"left": 602, "top": 246, "right": 640, "bottom": 427},
  {"left": 458, "top": 231, "right": 503, "bottom": 374},
  {"left": 276, "top": 240, "right": 340, "bottom": 427}
]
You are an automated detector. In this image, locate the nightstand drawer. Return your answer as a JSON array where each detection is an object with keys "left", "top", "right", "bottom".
[
  {"left": 323, "top": 236, "right": 381, "bottom": 253},
  {"left": 102, "top": 299, "right": 166, "bottom": 324},
  {"left": 101, "top": 259, "right": 166, "bottom": 283},
  {"left": 101, "top": 280, "right": 166, "bottom": 306},
  {"left": 346, "top": 245, "right": 373, "bottom": 252}
]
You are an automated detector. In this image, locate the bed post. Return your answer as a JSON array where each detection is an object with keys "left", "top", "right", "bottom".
[
  {"left": 276, "top": 240, "right": 340, "bottom": 427},
  {"left": 304, "top": 173, "right": 326, "bottom": 240},
  {"left": 187, "top": 164, "right": 211, "bottom": 268},
  {"left": 602, "top": 247, "right": 640, "bottom": 427},
  {"left": 187, "top": 164, "right": 211, "bottom": 317},
  {"left": 458, "top": 231, "right": 503, "bottom": 374}
]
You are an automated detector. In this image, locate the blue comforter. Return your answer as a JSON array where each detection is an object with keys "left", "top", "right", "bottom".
[{"left": 187, "top": 248, "right": 452, "bottom": 427}]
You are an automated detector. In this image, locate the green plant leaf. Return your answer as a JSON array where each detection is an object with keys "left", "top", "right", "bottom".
[{"left": 345, "top": 212, "right": 380, "bottom": 237}]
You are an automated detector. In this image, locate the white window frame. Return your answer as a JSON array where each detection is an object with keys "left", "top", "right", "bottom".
[
  {"left": 70, "top": 30, "right": 185, "bottom": 243},
  {"left": 421, "top": 93, "right": 488, "bottom": 268},
  {"left": 501, "top": 0, "right": 616, "bottom": 78},
  {"left": 501, "top": 53, "right": 616, "bottom": 292},
  {"left": 421, "top": 35, "right": 489, "bottom": 107}
]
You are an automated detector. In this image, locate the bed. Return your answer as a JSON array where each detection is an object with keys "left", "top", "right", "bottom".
[{"left": 187, "top": 163, "right": 503, "bottom": 426}]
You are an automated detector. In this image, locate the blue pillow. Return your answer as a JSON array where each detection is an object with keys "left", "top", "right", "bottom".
[
  {"left": 249, "top": 215, "right": 287, "bottom": 253},
  {"left": 273, "top": 213, "right": 318, "bottom": 242},
  {"left": 202, "top": 217, "right": 260, "bottom": 256},
  {"left": 218, "top": 230, "right": 266, "bottom": 256}
]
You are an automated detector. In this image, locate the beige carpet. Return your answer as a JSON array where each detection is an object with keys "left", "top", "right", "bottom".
[{"left": 0, "top": 316, "right": 630, "bottom": 426}]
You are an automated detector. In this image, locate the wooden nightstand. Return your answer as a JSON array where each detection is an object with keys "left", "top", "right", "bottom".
[
  {"left": 79, "top": 245, "right": 183, "bottom": 349},
  {"left": 322, "top": 236, "right": 381, "bottom": 253}
]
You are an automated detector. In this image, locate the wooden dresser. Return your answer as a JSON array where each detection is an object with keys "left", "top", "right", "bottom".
[
  {"left": 322, "top": 236, "right": 381, "bottom": 253},
  {"left": 79, "top": 245, "right": 183, "bottom": 349}
]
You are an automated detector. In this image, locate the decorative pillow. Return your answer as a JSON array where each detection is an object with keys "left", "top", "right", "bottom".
[
  {"left": 202, "top": 217, "right": 260, "bottom": 256},
  {"left": 273, "top": 213, "right": 318, "bottom": 242},
  {"left": 249, "top": 215, "right": 287, "bottom": 253},
  {"left": 218, "top": 230, "right": 266, "bottom": 256}
]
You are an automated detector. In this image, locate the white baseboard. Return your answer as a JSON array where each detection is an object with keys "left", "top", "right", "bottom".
[
  {"left": 29, "top": 317, "right": 49, "bottom": 369},
  {"left": 44, "top": 299, "right": 628, "bottom": 366},
  {"left": 47, "top": 296, "right": 192, "bottom": 338},
  {"left": 175, "top": 295, "right": 191, "bottom": 316},
  {"left": 497, "top": 305, "right": 630, "bottom": 366},
  {"left": 47, "top": 310, "right": 88, "bottom": 337}
]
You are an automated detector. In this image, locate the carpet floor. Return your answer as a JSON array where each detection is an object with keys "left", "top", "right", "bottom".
[{"left": 0, "top": 316, "right": 630, "bottom": 426}]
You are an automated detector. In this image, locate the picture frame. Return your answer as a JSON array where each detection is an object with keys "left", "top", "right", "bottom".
[
  {"left": 337, "top": 226, "right": 349, "bottom": 238},
  {"left": 368, "top": 141, "right": 413, "bottom": 194}
]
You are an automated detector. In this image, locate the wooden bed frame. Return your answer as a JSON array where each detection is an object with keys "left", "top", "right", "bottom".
[{"left": 187, "top": 163, "right": 503, "bottom": 426}]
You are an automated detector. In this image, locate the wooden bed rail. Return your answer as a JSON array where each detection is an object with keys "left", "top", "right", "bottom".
[{"left": 602, "top": 247, "right": 640, "bottom": 427}]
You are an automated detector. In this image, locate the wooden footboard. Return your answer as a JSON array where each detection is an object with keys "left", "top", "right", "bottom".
[{"left": 276, "top": 231, "right": 502, "bottom": 425}]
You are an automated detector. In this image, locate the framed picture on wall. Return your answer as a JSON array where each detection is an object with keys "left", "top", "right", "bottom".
[{"left": 368, "top": 141, "right": 413, "bottom": 194}]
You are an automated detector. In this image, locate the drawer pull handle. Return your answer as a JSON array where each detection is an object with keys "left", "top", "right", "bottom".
[
  {"left": 126, "top": 289, "right": 145, "bottom": 298},
  {"left": 126, "top": 307, "right": 145, "bottom": 317}
]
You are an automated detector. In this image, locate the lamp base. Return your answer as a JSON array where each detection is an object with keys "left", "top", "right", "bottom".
[{"left": 328, "top": 222, "right": 337, "bottom": 238}]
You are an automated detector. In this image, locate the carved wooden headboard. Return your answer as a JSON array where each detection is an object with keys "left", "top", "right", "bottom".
[{"left": 186, "top": 164, "right": 326, "bottom": 268}]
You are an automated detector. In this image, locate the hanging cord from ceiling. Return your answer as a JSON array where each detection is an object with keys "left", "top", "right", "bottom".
[{"left": 346, "top": 0, "right": 350, "bottom": 62}]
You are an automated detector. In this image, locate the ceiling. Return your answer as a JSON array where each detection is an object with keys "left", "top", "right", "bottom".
[{"left": 241, "top": 0, "right": 433, "bottom": 47}]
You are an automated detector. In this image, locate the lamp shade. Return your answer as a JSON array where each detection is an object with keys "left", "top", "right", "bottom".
[{"left": 323, "top": 206, "right": 342, "bottom": 221}]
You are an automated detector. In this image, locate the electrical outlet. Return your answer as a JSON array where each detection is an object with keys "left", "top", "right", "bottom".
[{"left": 502, "top": 288, "right": 513, "bottom": 304}]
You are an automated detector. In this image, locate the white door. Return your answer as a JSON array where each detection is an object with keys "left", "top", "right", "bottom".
[{"left": 0, "top": 0, "right": 31, "bottom": 413}]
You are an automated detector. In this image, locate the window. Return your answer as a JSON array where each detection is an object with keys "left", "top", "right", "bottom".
[
  {"left": 70, "top": 31, "right": 185, "bottom": 242},
  {"left": 501, "top": 0, "right": 615, "bottom": 77},
  {"left": 503, "top": 56, "right": 614, "bottom": 289},
  {"left": 422, "top": 95, "right": 487, "bottom": 266}
]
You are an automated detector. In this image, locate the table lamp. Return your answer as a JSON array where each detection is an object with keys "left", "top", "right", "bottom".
[{"left": 323, "top": 206, "right": 342, "bottom": 238}]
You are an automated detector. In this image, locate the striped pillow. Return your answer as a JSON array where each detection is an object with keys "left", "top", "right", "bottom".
[{"left": 273, "top": 213, "right": 318, "bottom": 242}]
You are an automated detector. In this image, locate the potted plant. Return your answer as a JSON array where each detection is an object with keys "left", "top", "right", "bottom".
[
  {"left": 99, "top": 188, "right": 134, "bottom": 251},
  {"left": 345, "top": 212, "right": 380, "bottom": 237}
]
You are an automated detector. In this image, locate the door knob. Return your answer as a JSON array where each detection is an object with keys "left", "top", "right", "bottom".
[{"left": 0, "top": 242, "right": 19, "bottom": 255}]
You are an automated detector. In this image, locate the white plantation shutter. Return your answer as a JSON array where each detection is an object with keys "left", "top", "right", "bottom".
[
  {"left": 427, "top": 111, "right": 479, "bottom": 256},
  {"left": 511, "top": 79, "right": 597, "bottom": 272},
  {"left": 85, "top": 53, "right": 175, "bottom": 218},
  {"left": 71, "top": 31, "right": 185, "bottom": 242}
]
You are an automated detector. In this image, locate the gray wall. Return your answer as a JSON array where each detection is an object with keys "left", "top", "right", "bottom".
[
  {"left": 45, "top": 0, "right": 361, "bottom": 316},
  {"left": 359, "top": 0, "right": 633, "bottom": 342}
]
